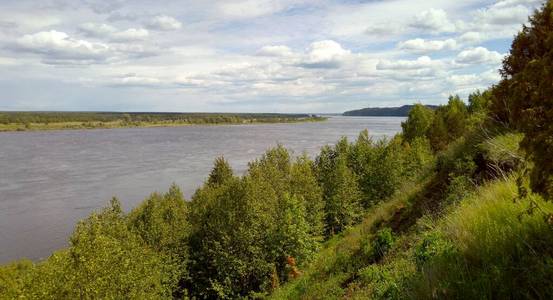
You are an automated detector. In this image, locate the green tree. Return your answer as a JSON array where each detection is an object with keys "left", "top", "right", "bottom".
[
  {"left": 127, "top": 184, "right": 190, "bottom": 297},
  {"left": 401, "top": 104, "right": 434, "bottom": 143},
  {"left": 427, "top": 96, "right": 468, "bottom": 151},
  {"left": 468, "top": 90, "right": 492, "bottom": 114},
  {"left": 207, "top": 157, "right": 234, "bottom": 187},
  {"left": 491, "top": 1, "right": 553, "bottom": 198},
  {"left": 316, "top": 142, "right": 362, "bottom": 236},
  {"left": 290, "top": 155, "right": 325, "bottom": 240}
]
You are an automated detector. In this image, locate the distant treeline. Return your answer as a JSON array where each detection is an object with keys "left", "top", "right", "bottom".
[
  {"left": 0, "top": 112, "right": 325, "bottom": 131},
  {"left": 343, "top": 104, "right": 438, "bottom": 117}
]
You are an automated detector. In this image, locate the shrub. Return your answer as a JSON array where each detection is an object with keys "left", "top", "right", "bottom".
[{"left": 362, "top": 228, "right": 395, "bottom": 263}]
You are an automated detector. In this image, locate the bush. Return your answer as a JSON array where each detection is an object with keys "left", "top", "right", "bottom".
[{"left": 362, "top": 228, "right": 395, "bottom": 263}]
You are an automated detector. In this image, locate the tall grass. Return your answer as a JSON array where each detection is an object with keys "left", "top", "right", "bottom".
[{"left": 413, "top": 178, "right": 553, "bottom": 299}]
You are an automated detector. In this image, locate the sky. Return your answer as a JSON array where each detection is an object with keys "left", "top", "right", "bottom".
[{"left": 0, "top": 0, "right": 545, "bottom": 113}]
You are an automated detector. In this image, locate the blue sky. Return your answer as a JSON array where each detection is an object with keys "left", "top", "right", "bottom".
[{"left": 0, "top": 0, "right": 544, "bottom": 113}]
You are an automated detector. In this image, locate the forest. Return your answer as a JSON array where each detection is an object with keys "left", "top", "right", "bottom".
[
  {"left": 1, "top": 2, "right": 553, "bottom": 299},
  {"left": 0, "top": 112, "right": 324, "bottom": 131}
]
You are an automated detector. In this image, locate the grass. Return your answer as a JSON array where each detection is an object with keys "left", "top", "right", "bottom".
[{"left": 269, "top": 174, "right": 553, "bottom": 299}]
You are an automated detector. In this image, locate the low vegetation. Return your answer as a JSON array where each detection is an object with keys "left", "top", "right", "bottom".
[
  {"left": 0, "top": 112, "right": 325, "bottom": 132},
  {"left": 1, "top": 2, "right": 553, "bottom": 299}
]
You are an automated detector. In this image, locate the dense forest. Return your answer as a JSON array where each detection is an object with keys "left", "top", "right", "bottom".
[
  {"left": 1, "top": 2, "right": 553, "bottom": 299},
  {"left": 0, "top": 112, "right": 324, "bottom": 131},
  {"left": 343, "top": 105, "right": 438, "bottom": 117}
]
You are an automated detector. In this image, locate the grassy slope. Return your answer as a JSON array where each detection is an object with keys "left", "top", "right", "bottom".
[{"left": 270, "top": 173, "right": 553, "bottom": 299}]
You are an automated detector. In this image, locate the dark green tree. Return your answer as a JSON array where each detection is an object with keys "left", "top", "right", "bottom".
[
  {"left": 491, "top": 1, "right": 553, "bottom": 198},
  {"left": 401, "top": 104, "right": 434, "bottom": 143},
  {"left": 206, "top": 157, "right": 234, "bottom": 187}
]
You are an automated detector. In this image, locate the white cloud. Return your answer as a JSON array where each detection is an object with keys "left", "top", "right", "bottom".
[
  {"left": 79, "top": 23, "right": 149, "bottom": 41},
  {"left": 0, "top": 0, "right": 538, "bottom": 111},
  {"left": 377, "top": 56, "right": 439, "bottom": 70},
  {"left": 79, "top": 23, "right": 117, "bottom": 37},
  {"left": 492, "top": 0, "right": 543, "bottom": 9},
  {"left": 455, "top": 47, "right": 504, "bottom": 65},
  {"left": 299, "top": 40, "right": 351, "bottom": 69},
  {"left": 15, "top": 30, "right": 111, "bottom": 64},
  {"left": 458, "top": 31, "right": 484, "bottom": 44},
  {"left": 110, "top": 28, "right": 149, "bottom": 41},
  {"left": 410, "top": 8, "right": 456, "bottom": 33},
  {"left": 398, "top": 38, "right": 457, "bottom": 54},
  {"left": 146, "top": 15, "right": 182, "bottom": 31},
  {"left": 256, "top": 45, "right": 293, "bottom": 57},
  {"left": 217, "top": 0, "right": 288, "bottom": 18},
  {"left": 475, "top": 4, "right": 529, "bottom": 25}
]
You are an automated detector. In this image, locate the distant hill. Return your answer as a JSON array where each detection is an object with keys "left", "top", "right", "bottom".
[{"left": 343, "top": 104, "right": 438, "bottom": 117}]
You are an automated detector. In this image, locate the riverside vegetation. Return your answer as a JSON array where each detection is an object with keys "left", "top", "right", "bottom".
[
  {"left": 0, "top": 112, "right": 325, "bottom": 132},
  {"left": 2, "top": 2, "right": 553, "bottom": 299}
]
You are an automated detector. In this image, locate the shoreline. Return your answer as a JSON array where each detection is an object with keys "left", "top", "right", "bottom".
[{"left": 0, "top": 117, "right": 327, "bottom": 133}]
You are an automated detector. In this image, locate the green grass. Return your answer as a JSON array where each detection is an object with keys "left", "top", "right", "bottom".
[{"left": 269, "top": 175, "right": 553, "bottom": 299}]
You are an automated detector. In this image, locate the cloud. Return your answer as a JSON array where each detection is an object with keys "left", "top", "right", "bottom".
[
  {"left": 475, "top": 4, "right": 529, "bottom": 25},
  {"left": 110, "top": 28, "right": 149, "bottom": 41},
  {"left": 15, "top": 30, "right": 111, "bottom": 64},
  {"left": 79, "top": 23, "right": 149, "bottom": 41},
  {"left": 84, "top": 0, "right": 126, "bottom": 14},
  {"left": 217, "top": 0, "right": 287, "bottom": 18},
  {"left": 398, "top": 38, "right": 457, "bottom": 54},
  {"left": 455, "top": 47, "right": 504, "bottom": 65},
  {"left": 109, "top": 74, "right": 164, "bottom": 88},
  {"left": 256, "top": 45, "right": 293, "bottom": 57},
  {"left": 79, "top": 23, "right": 117, "bottom": 37},
  {"left": 146, "top": 15, "right": 182, "bottom": 31},
  {"left": 409, "top": 8, "right": 456, "bottom": 33},
  {"left": 377, "top": 56, "right": 439, "bottom": 71},
  {"left": 0, "top": 0, "right": 539, "bottom": 111},
  {"left": 458, "top": 31, "right": 484, "bottom": 44},
  {"left": 299, "top": 40, "right": 351, "bottom": 69}
]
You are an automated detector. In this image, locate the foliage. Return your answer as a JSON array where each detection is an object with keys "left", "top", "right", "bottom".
[
  {"left": 401, "top": 103, "right": 434, "bottom": 143},
  {"left": 490, "top": 0, "right": 553, "bottom": 199},
  {"left": 127, "top": 184, "right": 190, "bottom": 297},
  {"left": 316, "top": 139, "right": 363, "bottom": 235},
  {"left": 187, "top": 147, "right": 323, "bottom": 298},
  {"left": 427, "top": 95, "right": 469, "bottom": 151},
  {"left": 362, "top": 228, "right": 395, "bottom": 262},
  {"left": 0, "top": 198, "right": 178, "bottom": 299}
]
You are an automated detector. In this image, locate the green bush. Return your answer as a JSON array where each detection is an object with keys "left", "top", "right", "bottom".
[{"left": 362, "top": 228, "right": 395, "bottom": 263}]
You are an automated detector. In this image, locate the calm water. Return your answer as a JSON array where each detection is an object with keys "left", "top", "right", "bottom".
[{"left": 0, "top": 116, "right": 403, "bottom": 263}]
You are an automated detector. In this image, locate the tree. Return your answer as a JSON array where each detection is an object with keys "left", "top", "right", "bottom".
[
  {"left": 427, "top": 96, "right": 468, "bottom": 151},
  {"left": 316, "top": 143, "right": 362, "bottom": 236},
  {"left": 491, "top": 1, "right": 553, "bottom": 198},
  {"left": 127, "top": 184, "right": 190, "bottom": 297},
  {"left": 468, "top": 90, "right": 492, "bottom": 114},
  {"left": 206, "top": 157, "right": 234, "bottom": 187},
  {"left": 290, "top": 155, "right": 325, "bottom": 240},
  {"left": 401, "top": 104, "right": 434, "bottom": 143}
]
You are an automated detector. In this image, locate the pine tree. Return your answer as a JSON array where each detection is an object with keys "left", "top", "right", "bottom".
[{"left": 491, "top": 1, "right": 553, "bottom": 199}]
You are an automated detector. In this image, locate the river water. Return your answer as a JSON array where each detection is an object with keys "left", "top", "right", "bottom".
[{"left": 0, "top": 116, "right": 404, "bottom": 263}]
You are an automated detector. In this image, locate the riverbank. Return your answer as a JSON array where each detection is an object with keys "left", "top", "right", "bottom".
[{"left": 0, "top": 113, "right": 326, "bottom": 132}]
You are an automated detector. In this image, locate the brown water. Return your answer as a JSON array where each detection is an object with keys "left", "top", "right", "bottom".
[{"left": 0, "top": 116, "right": 403, "bottom": 263}]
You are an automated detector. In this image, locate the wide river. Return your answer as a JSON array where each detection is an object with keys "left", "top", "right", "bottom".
[{"left": 0, "top": 116, "right": 403, "bottom": 263}]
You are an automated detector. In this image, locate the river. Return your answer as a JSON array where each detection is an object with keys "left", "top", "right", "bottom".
[{"left": 0, "top": 116, "right": 404, "bottom": 263}]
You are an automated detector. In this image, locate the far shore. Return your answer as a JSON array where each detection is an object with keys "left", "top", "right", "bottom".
[{"left": 0, "top": 117, "right": 327, "bottom": 132}]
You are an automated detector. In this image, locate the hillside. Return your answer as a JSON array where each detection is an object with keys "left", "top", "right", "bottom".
[{"left": 343, "top": 105, "right": 438, "bottom": 117}]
